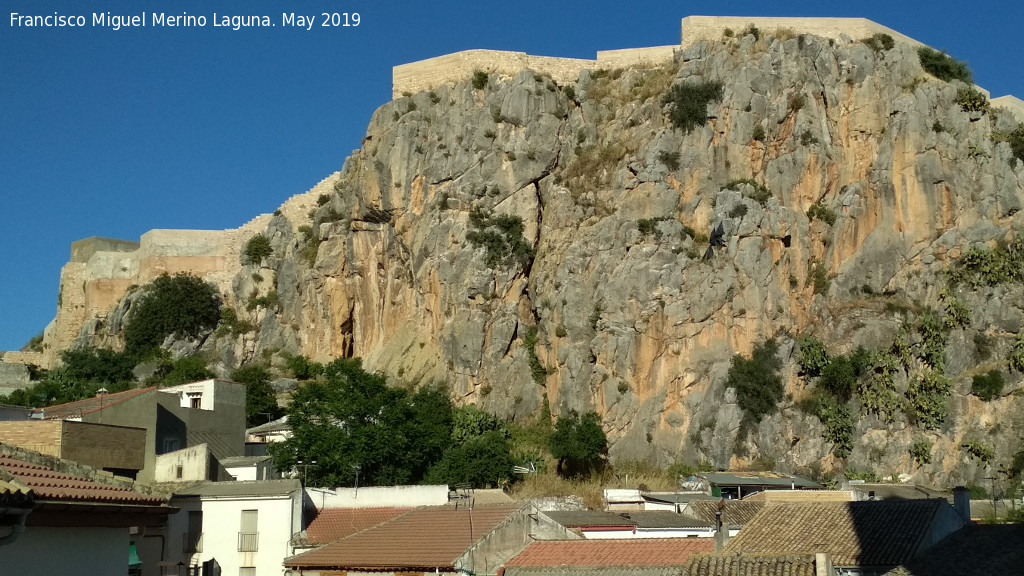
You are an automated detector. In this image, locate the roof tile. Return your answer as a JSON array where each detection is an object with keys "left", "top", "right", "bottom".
[
  {"left": 286, "top": 504, "right": 521, "bottom": 570},
  {"left": 506, "top": 539, "right": 714, "bottom": 568},
  {"left": 0, "top": 453, "right": 165, "bottom": 505},
  {"left": 685, "top": 500, "right": 764, "bottom": 528},
  {"left": 306, "top": 507, "right": 412, "bottom": 544},
  {"left": 40, "top": 387, "right": 155, "bottom": 419},
  {"left": 685, "top": 553, "right": 818, "bottom": 576},
  {"left": 723, "top": 500, "right": 943, "bottom": 567}
]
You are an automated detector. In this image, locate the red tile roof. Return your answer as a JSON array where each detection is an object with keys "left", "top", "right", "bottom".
[
  {"left": 506, "top": 539, "right": 715, "bottom": 568},
  {"left": 286, "top": 505, "right": 521, "bottom": 570},
  {"left": 40, "top": 387, "right": 155, "bottom": 419},
  {"left": 0, "top": 453, "right": 165, "bottom": 505},
  {"left": 306, "top": 507, "right": 413, "bottom": 544}
]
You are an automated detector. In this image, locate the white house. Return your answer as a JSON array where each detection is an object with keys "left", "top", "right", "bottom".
[{"left": 165, "top": 479, "right": 304, "bottom": 576}]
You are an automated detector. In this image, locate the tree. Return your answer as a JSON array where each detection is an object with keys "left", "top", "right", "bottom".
[
  {"left": 231, "top": 364, "right": 283, "bottom": 427},
  {"left": 549, "top": 410, "right": 607, "bottom": 478},
  {"left": 159, "top": 355, "right": 215, "bottom": 386},
  {"left": 726, "top": 339, "right": 784, "bottom": 425},
  {"left": 242, "top": 234, "right": 274, "bottom": 266},
  {"left": 123, "top": 273, "right": 221, "bottom": 355},
  {"left": 59, "top": 346, "right": 136, "bottom": 385},
  {"left": 268, "top": 358, "right": 454, "bottom": 487},
  {"left": 426, "top": 431, "right": 514, "bottom": 488}
]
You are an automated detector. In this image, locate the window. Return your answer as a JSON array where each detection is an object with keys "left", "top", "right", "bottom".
[
  {"left": 190, "top": 395, "right": 202, "bottom": 409},
  {"left": 184, "top": 511, "right": 203, "bottom": 553},
  {"left": 175, "top": 464, "right": 183, "bottom": 479},
  {"left": 238, "top": 509, "right": 258, "bottom": 552}
]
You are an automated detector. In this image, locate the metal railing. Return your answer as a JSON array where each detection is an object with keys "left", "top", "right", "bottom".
[
  {"left": 237, "top": 532, "right": 259, "bottom": 552},
  {"left": 183, "top": 532, "right": 203, "bottom": 553}
]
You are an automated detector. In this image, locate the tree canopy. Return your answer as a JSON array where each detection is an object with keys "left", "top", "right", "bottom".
[
  {"left": 268, "top": 359, "right": 516, "bottom": 488},
  {"left": 549, "top": 410, "right": 607, "bottom": 478},
  {"left": 230, "top": 364, "right": 284, "bottom": 427},
  {"left": 123, "top": 273, "right": 221, "bottom": 355}
]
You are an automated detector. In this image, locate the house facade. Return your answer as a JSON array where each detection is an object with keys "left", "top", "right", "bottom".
[
  {"left": 39, "top": 379, "right": 246, "bottom": 482},
  {"left": 165, "top": 479, "right": 303, "bottom": 576},
  {"left": 0, "top": 443, "right": 172, "bottom": 576}
]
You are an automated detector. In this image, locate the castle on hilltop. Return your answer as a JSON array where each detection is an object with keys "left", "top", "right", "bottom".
[{"left": 392, "top": 16, "right": 1024, "bottom": 119}]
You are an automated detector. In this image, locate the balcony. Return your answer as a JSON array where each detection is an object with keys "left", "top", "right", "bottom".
[
  {"left": 183, "top": 532, "right": 203, "bottom": 553},
  {"left": 237, "top": 532, "right": 259, "bottom": 552}
]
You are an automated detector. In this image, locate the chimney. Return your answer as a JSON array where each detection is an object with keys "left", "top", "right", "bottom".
[
  {"left": 814, "top": 552, "right": 836, "bottom": 576},
  {"left": 713, "top": 498, "right": 729, "bottom": 552},
  {"left": 953, "top": 486, "right": 970, "bottom": 521}
]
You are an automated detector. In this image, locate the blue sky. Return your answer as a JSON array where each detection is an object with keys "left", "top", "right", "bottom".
[{"left": 1, "top": 0, "right": 1021, "bottom": 351}]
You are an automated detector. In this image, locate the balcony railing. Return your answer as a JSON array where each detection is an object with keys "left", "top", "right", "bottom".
[
  {"left": 238, "top": 532, "right": 259, "bottom": 552},
  {"left": 183, "top": 532, "right": 203, "bottom": 553}
]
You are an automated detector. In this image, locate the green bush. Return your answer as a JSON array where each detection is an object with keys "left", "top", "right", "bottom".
[
  {"left": 807, "top": 203, "right": 838, "bottom": 226},
  {"left": 917, "top": 310, "right": 948, "bottom": 372},
  {"left": 947, "top": 238, "right": 1024, "bottom": 288},
  {"left": 971, "top": 370, "right": 1004, "bottom": 400},
  {"left": 861, "top": 33, "right": 895, "bottom": 52},
  {"left": 726, "top": 339, "right": 784, "bottom": 424},
  {"left": 940, "top": 287, "right": 971, "bottom": 329},
  {"left": 663, "top": 81, "right": 725, "bottom": 133},
  {"left": 472, "top": 71, "right": 489, "bottom": 90},
  {"left": 638, "top": 217, "right": 670, "bottom": 239},
  {"left": 466, "top": 209, "right": 534, "bottom": 269},
  {"left": 523, "top": 326, "right": 546, "bottom": 385},
  {"left": 907, "top": 370, "right": 951, "bottom": 429},
  {"left": 810, "top": 263, "right": 830, "bottom": 295},
  {"left": 426, "top": 430, "right": 514, "bottom": 488},
  {"left": 728, "top": 204, "right": 748, "bottom": 218},
  {"left": 819, "top": 356, "right": 858, "bottom": 402},
  {"left": 918, "top": 47, "right": 973, "bottom": 83},
  {"left": 911, "top": 438, "right": 932, "bottom": 465},
  {"left": 157, "top": 355, "right": 214, "bottom": 387},
  {"left": 798, "top": 337, "right": 830, "bottom": 377},
  {"left": 285, "top": 354, "right": 325, "bottom": 380},
  {"left": 231, "top": 364, "right": 283, "bottom": 426},
  {"left": 550, "top": 411, "right": 608, "bottom": 478},
  {"left": 657, "top": 150, "right": 681, "bottom": 171},
  {"left": 962, "top": 440, "right": 995, "bottom": 463},
  {"left": 819, "top": 397, "right": 853, "bottom": 458},
  {"left": 955, "top": 87, "right": 990, "bottom": 114},
  {"left": 752, "top": 125, "right": 766, "bottom": 142},
  {"left": 59, "top": 346, "right": 137, "bottom": 385},
  {"left": 124, "top": 273, "right": 222, "bottom": 355},
  {"left": 1011, "top": 334, "right": 1024, "bottom": 373},
  {"left": 1008, "top": 126, "right": 1024, "bottom": 165},
  {"left": 242, "top": 235, "right": 274, "bottom": 266}
]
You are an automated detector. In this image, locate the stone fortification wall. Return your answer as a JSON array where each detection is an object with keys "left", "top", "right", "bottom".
[
  {"left": 393, "top": 50, "right": 594, "bottom": 99},
  {"left": 595, "top": 46, "right": 677, "bottom": 70},
  {"left": 70, "top": 237, "right": 139, "bottom": 264},
  {"left": 40, "top": 174, "right": 342, "bottom": 368},
  {"left": 680, "top": 16, "right": 925, "bottom": 49},
  {"left": 992, "top": 96, "right": 1024, "bottom": 122},
  {"left": 392, "top": 47, "right": 677, "bottom": 99},
  {"left": 1, "top": 351, "right": 45, "bottom": 366}
]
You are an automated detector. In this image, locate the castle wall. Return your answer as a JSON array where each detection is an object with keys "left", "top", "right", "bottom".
[
  {"left": 992, "top": 96, "right": 1024, "bottom": 122},
  {"left": 679, "top": 16, "right": 925, "bottom": 49}
]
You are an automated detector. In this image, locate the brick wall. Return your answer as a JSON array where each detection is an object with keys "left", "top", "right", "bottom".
[
  {"left": 0, "top": 421, "right": 63, "bottom": 458},
  {"left": 60, "top": 420, "right": 146, "bottom": 472},
  {"left": 0, "top": 420, "right": 145, "bottom": 472}
]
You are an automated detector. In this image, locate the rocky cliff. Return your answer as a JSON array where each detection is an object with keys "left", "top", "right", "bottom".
[{"left": 40, "top": 25, "right": 1024, "bottom": 487}]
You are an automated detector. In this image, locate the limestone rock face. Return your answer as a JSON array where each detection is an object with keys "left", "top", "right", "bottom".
[{"left": 44, "top": 31, "right": 1024, "bottom": 486}]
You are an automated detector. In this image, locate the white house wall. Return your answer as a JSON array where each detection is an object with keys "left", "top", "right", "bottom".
[
  {"left": 167, "top": 494, "right": 301, "bottom": 576},
  {"left": 2, "top": 526, "right": 128, "bottom": 576},
  {"left": 309, "top": 484, "right": 448, "bottom": 509}
]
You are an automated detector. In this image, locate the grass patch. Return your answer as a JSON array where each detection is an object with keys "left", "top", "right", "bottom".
[{"left": 918, "top": 47, "right": 973, "bottom": 83}]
